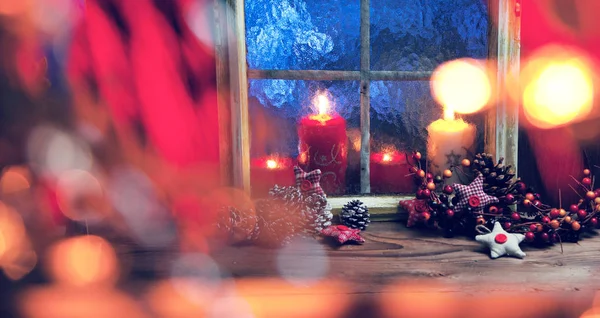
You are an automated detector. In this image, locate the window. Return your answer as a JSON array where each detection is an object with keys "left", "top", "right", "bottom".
[{"left": 216, "top": 0, "right": 520, "bottom": 212}]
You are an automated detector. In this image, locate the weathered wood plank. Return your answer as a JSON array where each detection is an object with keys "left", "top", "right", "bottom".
[
  {"left": 360, "top": 0, "right": 371, "bottom": 194},
  {"left": 487, "top": 0, "right": 521, "bottom": 173},
  {"left": 247, "top": 69, "right": 432, "bottom": 81},
  {"left": 228, "top": 0, "right": 251, "bottom": 192}
]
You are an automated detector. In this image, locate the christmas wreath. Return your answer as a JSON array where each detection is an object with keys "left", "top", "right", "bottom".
[{"left": 401, "top": 151, "right": 599, "bottom": 249}]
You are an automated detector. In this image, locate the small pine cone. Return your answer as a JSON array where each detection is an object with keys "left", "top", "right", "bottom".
[
  {"left": 215, "top": 206, "right": 259, "bottom": 244},
  {"left": 255, "top": 199, "right": 299, "bottom": 247},
  {"left": 340, "top": 200, "right": 370, "bottom": 230},
  {"left": 301, "top": 194, "right": 333, "bottom": 234}
]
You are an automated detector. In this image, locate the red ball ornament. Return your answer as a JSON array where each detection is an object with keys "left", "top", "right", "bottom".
[
  {"left": 570, "top": 204, "right": 579, "bottom": 213},
  {"left": 511, "top": 212, "right": 521, "bottom": 221},
  {"left": 578, "top": 209, "right": 588, "bottom": 219},
  {"left": 443, "top": 185, "right": 453, "bottom": 194},
  {"left": 583, "top": 177, "right": 592, "bottom": 186},
  {"left": 542, "top": 216, "right": 550, "bottom": 223},
  {"left": 549, "top": 208, "right": 560, "bottom": 219},
  {"left": 446, "top": 209, "right": 455, "bottom": 218},
  {"left": 525, "top": 232, "right": 535, "bottom": 242}
]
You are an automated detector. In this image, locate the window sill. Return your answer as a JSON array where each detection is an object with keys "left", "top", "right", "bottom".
[{"left": 328, "top": 195, "right": 412, "bottom": 221}]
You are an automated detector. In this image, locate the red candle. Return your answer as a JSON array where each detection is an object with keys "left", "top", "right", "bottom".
[
  {"left": 250, "top": 156, "right": 295, "bottom": 198},
  {"left": 298, "top": 93, "right": 348, "bottom": 195},
  {"left": 370, "top": 150, "right": 414, "bottom": 194}
]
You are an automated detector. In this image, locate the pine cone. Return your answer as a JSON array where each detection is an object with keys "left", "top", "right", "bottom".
[
  {"left": 472, "top": 153, "right": 516, "bottom": 198},
  {"left": 269, "top": 185, "right": 304, "bottom": 207},
  {"left": 215, "top": 206, "right": 259, "bottom": 244},
  {"left": 301, "top": 193, "right": 333, "bottom": 234},
  {"left": 254, "top": 199, "right": 299, "bottom": 247},
  {"left": 340, "top": 200, "right": 370, "bottom": 230}
]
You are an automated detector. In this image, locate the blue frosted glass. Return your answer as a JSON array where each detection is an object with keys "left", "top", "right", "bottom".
[
  {"left": 245, "top": 0, "right": 360, "bottom": 70},
  {"left": 369, "top": 81, "right": 484, "bottom": 154},
  {"left": 370, "top": 0, "right": 488, "bottom": 71}
]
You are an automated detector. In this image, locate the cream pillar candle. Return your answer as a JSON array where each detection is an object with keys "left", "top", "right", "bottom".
[{"left": 426, "top": 108, "right": 475, "bottom": 184}]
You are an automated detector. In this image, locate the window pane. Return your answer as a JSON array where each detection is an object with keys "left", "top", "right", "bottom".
[
  {"left": 370, "top": 0, "right": 489, "bottom": 71},
  {"left": 369, "top": 81, "right": 485, "bottom": 194},
  {"left": 245, "top": 0, "right": 360, "bottom": 70},
  {"left": 249, "top": 80, "right": 361, "bottom": 197}
]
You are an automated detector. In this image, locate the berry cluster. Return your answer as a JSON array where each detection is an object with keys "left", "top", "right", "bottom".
[{"left": 406, "top": 151, "right": 600, "bottom": 245}]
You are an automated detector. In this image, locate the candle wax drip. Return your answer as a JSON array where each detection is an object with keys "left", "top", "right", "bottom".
[{"left": 309, "top": 113, "right": 333, "bottom": 124}]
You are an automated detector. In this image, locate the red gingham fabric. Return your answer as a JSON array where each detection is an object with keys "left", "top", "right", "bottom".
[
  {"left": 399, "top": 199, "right": 430, "bottom": 227},
  {"left": 321, "top": 225, "right": 364, "bottom": 244},
  {"left": 294, "top": 166, "right": 325, "bottom": 196},
  {"left": 453, "top": 174, "right": 499, "bottom": 213}
]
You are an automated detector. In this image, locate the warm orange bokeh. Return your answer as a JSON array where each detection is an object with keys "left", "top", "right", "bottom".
[
  {"left": 521, "top": 45, "right": 595, "bottom": 129},
  {"left": 431, "top": 58, "right": 492, "bottom": 115},
  {"left": 47, "top": 235, "right": 118, "bottom": 287}
]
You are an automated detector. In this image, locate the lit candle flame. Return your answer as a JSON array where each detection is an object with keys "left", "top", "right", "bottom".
[
  {"left": 443, "top": 107, "right": 455, "bottom": 121},
  {"left": 266, "top": 159, "right": 278, "bottom": 169},
  {"left": 316, "top": 94, "right": 330, "bottom": 115},
  {"left": 382, "top": 153, "right": 393, "bottom": 162}
]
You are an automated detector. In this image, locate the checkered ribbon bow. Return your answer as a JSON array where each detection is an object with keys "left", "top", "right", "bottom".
[
  {"left": 453, "top": 174, "right": 499, "bottom": 213},
  {"left": 294, "top": 166, "right": 325, "bottom": 196}
]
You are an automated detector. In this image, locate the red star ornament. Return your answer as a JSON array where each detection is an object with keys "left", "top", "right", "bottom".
[
  {"left": 399, "top": 199, "right": 431, "bottom": 227},
  {"left": 453, "top": 174, "right": 499, "bottom": 213},
  {"left": 321, "top": 225, "right": 365, "bottom": 244},
  {"left": 294, "top": 166, "right": 325, "bottom": 196}
]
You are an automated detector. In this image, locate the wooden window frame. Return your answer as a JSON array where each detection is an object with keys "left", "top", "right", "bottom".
[{"left": 214, "top": 0, "right": 521, "bottom": 217}]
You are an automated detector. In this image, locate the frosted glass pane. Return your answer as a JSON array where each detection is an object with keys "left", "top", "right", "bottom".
[
  {"left": 245, "top": 0, "right": 360, "bottom": 70},
  {"left": 249, "top": 80, "right": 361, "bottom": 196},
  {"left": 370, "top": 0, "right": 489, "bottom": 71}
]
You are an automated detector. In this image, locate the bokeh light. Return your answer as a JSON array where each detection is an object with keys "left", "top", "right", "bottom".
[
  {"left": 48, "top": 235, "right": 118, "bottom": 287},
  {"left": 521, "top": 45, "right": 596, "bottom": 129},
  {"left": 55, "top": 169, "right": 106, "bottom": 223},
  {"left": 431, "top": 58, "right": 492, "bottom": 115},
  {"left": 0, "top": 201, "right": 37, "bottom": 280},
  {"left": 1, "top": 166, "right": 31, "bottom": 194},
  {"left": 169, "top": 253, "right": 229, "bottom": 304}
]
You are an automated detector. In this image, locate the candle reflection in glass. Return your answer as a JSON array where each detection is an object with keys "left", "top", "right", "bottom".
[
  {"left": 370, "top": 147, "right": 414, "bottom": 193},
  {"left": 250, "top": 156, "right": 294, "bottom": 198}
]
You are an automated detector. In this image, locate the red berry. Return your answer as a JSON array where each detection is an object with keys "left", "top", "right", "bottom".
[
  {"left": 413, "top": 152, "right": 422, "bottom": 161},
  {"left": 529, "top": 224, "right": 538, "bottom": 232},
  {"left": 570, "top": 204, "right": 579, "bottom": 213},
  {"left": 426, "top": 173, "right": 434, "bottom": 180},
  {"left": 426, "top": 182, "right": 436, "bottom": 191},
  {"left": 516, "top": 182, "right": 527, "bottom": 194},
  {"left": 505, "top": 194, "right": 515, "bottom": 203},
  {"left": 503, "top": 222, "right": 512, "bottom": 229},
  {"left": 422, "top": 189, "right": 431, "bottom": 198},
  {"left": 446, "top": 209, "right": 455, "bottom": 218},
  {"left": 549, "top": 208, "right": 560, "bottom": 219},
  {"left": 417, "top": 170, "right": 426, "bottom": 178},
  {"left": 584, "top": 169, "right": 591, "bottom": 176},
  {"left": 591, "top": 218, "right": 599, "bottom": 227},
  {"left": 511, "top": 212, "right": 521, "bottom": 221},
  {"left": 409, "top": 166, "right": 419, "bottom": 174},
  {"left": 523, "top": 199, "right": 532, "bottom": 207},
  {"left": 488, "top": 206, "right": 499, "bottom": 214},
  {"left": 525, "top": 193, "right": 535, "bottom": 201},
  {"left": 416, "top": 189, "right": 424, "bottom": 199},
  {"left": 578, "top": 209, "right": 588, "bottom": 219},
  {"left": 443, "top": 185, "right": 453, "bottom": 194},
  {"left": 540, "top": 232, "right": 550, "bottom": 242},
  {"left": 533, "top": 200, "right": 542, "bottom": 207},
  {"left": 583, "top": 177, "right": 592, "bottom": 186},
  {"left": 542, "top": 216, "right": 550, "bottom": 223},
  {"left": 586, "top": 191, "right": 596, "bottom": 200},
  {"left": 595, "top": 189, "right": 600, "bottom": 197},
  {"left": 421, "top": 212, "right": 431, "bottom": 221},
  {"left": 525, "top": 232, "right": 535, "bottom": 242}
]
